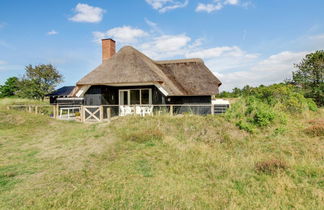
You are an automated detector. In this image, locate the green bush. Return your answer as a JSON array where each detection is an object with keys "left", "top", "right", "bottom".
[
  {"left": 253, "top": 110, "right": 275, "bottom": 127},
  {"left": 225, "top": 84, "right": 318, "bottom": 132},
  {"left": 236, "top": 120, "right": 254, "bottom": 133},
  {"left": 306, "top": 99, "right": 318, "bottom": 112}
]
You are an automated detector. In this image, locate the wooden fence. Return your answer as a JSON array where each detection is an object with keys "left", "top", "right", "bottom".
[{"left": 7, "top": 103, "right": 230, "bottom": 123}]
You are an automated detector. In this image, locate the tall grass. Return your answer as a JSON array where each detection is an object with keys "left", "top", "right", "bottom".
[{"left": 0, "top": 98, "right": 323, "bottom": 209}]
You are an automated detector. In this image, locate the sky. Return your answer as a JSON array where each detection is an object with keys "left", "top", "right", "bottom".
[{"left": 0, "top": 0, "right": 324, "bottom": 91}]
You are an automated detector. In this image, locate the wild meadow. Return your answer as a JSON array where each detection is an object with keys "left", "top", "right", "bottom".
[{"left": 0, "top": 86, "right": 323, "bottom": 209}]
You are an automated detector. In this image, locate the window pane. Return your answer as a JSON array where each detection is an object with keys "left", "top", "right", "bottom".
[
  {"left": 130, "top": 90, "right": 140, "bottom": 105},
  {"left": 123, "top": 91, "right": 128, "bottom": 105},
  {"left": 141, "top": 89, "right": 149, "bottom": 104}
]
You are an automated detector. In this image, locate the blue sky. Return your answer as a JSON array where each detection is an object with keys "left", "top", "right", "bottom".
[{"left": 0, "top": 0, "right": 324, "bottom": 91}]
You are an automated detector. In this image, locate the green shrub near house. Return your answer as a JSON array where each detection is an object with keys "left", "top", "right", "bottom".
[{"left": 225, "top": 84, "right": 318, "bottom": 133}]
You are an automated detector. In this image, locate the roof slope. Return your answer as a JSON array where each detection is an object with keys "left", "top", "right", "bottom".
[
  {"left": 46, "top": 86, "right": 75, "bottom": 97},
  {"left": 77, "top": 46, "right": 221, "bottom": 96}
]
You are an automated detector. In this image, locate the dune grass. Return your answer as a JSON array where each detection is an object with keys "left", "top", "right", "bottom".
[{"left": 0, "top": 99, "right": 323, "bottom": 209}]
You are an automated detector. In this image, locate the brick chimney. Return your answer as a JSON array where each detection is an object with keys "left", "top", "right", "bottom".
[{"left": 102, "top": 39, "right": 116, "bottom": 62}]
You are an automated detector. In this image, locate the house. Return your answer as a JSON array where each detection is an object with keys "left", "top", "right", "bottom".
[{"left": 51, "top": 38, "right": 222, "bottom": 117}]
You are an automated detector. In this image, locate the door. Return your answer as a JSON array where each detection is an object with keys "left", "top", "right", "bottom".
[
  {"left": 118, "top": 89, "right": 152, "bottom": 116},
  {"left": 119, "top": 90, "right": 129, "bottom": 105}
]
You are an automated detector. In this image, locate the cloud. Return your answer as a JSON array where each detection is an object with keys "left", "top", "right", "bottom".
[
  {"left": 215, "top": 51, "right": 308, "bottom": 91},
  {"left": 196, "top": 0, "right": 243, "bottom": 13},
  {"left": 93, "top": 26, "right": 148, "bottom": 44},
  {"left": 146, "top": 0, "right": 189, "bottom": 13},
  {"left": 196, "top": 2, "right": 223, "bottom": 13},
  {"left": 145, "top": 18, "right": 157, "bottom": 28},
  {"left": 47, "top": 30, "right": 58, "bottom": 35},
  {"left": 224, "top": 0, "right": 239, "bottom": 5},
  {"left": 185, "top": 46, "right": 257, "bottom": 59},
  {"left": 69, "top": 3, "right": 105, "bottom": 23},
  {"left": 140, "top": 34, "right": 191, "bottom": 58}
]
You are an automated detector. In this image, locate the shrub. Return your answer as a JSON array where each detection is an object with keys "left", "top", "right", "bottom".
[
  {"left": 236, "top": 120, "right": 254, "bottom": 133},
  {"left": 253, "top": 109, "right": 275, "bottom": 127},
  {"left": 255, "top": 159, "right": 288, "bottom": 175},
  {"left": 306, "top": 99, "right": 318, "bottom": 112},
  {"left": 225, "top": 84, "right": 318, "bottom": 132}
]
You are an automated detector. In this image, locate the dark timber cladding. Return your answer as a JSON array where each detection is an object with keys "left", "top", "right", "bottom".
[
  {"left": 84, "top": 85, "right": 166, "bottom": 106},
  {"left": 83, "top": 85, "right": 212, "bottom": 106}
]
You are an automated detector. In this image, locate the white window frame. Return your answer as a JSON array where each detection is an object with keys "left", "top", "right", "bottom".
[{"left": 119, "top": 88, "right": 152, "bottom": 105}]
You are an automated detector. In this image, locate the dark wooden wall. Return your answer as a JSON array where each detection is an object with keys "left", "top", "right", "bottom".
[
  {"left": 83, "top": 85, "right": 211, "bottom": 106},
  {"left": 83, "top": 85, "right": 166, "bottom": 106}
]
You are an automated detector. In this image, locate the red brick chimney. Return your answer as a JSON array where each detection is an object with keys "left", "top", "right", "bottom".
[{"left": 102, "top": 39, "right": 116, "bottom": 62}]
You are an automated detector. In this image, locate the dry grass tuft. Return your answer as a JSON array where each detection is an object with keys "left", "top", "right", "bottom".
[
  {"left": 305, "top": 119, "right": 324, "bottom": 137},
  {"left": 255, "top": 159, "right": 288, "bottom": 175},
  {"left": 127, "top": 128, "right": 164, "bottom": 143}
]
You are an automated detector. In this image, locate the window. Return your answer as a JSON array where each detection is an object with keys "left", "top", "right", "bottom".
[
  {"left": 130, "top": 90, "right": 140, "bottom": 105},
  {"left": 119, "top": 88, "right": 152, "bottom": 105},
  {"left": 141, "top": 89, "right": 149, "bottom": 104}
]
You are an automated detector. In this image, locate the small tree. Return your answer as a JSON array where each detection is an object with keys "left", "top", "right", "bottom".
[
  {"left": 17, "top": 64, "right": 63, "bottom": 100},
  {"left": 293, "top": 50, "right": 324, "bottom": 106},
  {"left": 0, "top": 77, "right": 19, "bottom": 98}
]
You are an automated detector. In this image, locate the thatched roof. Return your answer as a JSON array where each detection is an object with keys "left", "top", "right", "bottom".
[{"left": 77, "top": 46, "right": 221, "bottom": 96}]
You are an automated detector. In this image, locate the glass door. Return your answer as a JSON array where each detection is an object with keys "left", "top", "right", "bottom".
[{"left": 119, "top": 90, "right": 129, "bottom": 105}]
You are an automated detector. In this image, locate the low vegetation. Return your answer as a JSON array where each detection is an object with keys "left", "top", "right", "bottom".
[
  {"left": 225, "top": 84, "right": 319, "bottom": 133},
  {"left": 0, "top": 96, "right": 323, "bottom": 209}
]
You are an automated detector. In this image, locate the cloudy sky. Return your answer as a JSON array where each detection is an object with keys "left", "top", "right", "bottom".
[{"left": 0, "top": 0, "right": 324, "bottom": 91}]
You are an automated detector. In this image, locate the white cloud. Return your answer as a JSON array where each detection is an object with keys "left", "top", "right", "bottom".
[
  {"left": 196, "top": 0, "right": 243, "bottom": 13},
  {"left": 196, "top": 2, "right": 223, "bottom": 13},
  {"left": 141, "top": 34, "right": 191, "bottom": 58},
  {"left": 47, "top": 30, "right": 58, "bottom": 35},
  {"left": 93, "top": 26, "right": 148, "bottom": 44},
  {"left": 215, "top": 51, "right": 308, "bottom": 91},
  {"left": 0, "top": 60, "right": 6, "bottom": 65},
  {"left": 185, "top": 46, "right": 257, "bottom": 59},
  {"left": 145, "top": 18, "right": 157, "bottom": 28},
  {"left": 69, "top": 3, "right": 105, "bottom": 23},
  {"left": 146, "top": 0, "right": 189, "bottom": 13},
  {"left": 224, "top": 0, "right": 239, "bottom": 5}
]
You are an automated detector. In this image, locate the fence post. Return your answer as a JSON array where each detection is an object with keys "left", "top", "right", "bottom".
[
  {"left": 53, "top": 105, "right": 56, "bottom": 118},
  {"left": 81, "top": 106, "right": 85, "bottom": 122},
  {"left": 99, "top": 105, "right": 103, "bottom": 122},
  {"left": 170, "top": 105, "right": 173, "bottom": 116},
  {"left": 107, "top": 108, "right": 111, "bottom": 121},
  {"left": 211, "top": 104, "right": 214, "bottom": 115},
  {"left": 56, "top": 104, "right": 59, "bottom": 119},
  {"left": 7, "top": 106, "right": 10, "bottom": 110},
  {"left": 28, "top": 106, "right": 32, "bottom": 113},
  {"left": 35, "top": 106, "right": 38, "bottom": 114}
]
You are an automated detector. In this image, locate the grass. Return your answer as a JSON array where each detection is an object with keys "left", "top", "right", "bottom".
[{"left": 0, "top": 98, "right": 323, "bottom": 209}]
